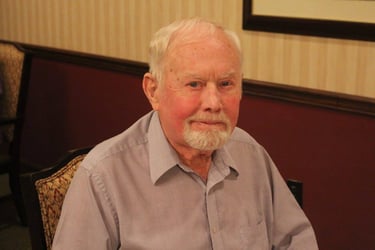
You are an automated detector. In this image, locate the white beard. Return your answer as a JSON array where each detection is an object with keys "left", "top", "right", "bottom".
[
  {"left": 184, "top": 129, "right": 231, "bottom": 151},
  {"left": 183, "top": 113, "right": 232, "bottom": 151}
]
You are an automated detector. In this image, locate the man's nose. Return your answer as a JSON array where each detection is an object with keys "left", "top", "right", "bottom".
[{"left": 201, "top": 83, "right": 222, "bottom": 112}]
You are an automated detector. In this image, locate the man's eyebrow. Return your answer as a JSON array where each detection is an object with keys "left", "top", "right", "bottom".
[
  {"left": 179, "top": 72, "right": 203, "bottom": 79},
  {"left": 220, "top": 71, "right": 237, "bottom": 78}
]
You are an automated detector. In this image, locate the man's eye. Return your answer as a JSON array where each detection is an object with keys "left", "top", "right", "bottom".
[
  {"left": 220, "top": 81, "right": 231, "bottom": 87},
  {"left": 188, "top": 81, "right": 200, "bottom": 88}
]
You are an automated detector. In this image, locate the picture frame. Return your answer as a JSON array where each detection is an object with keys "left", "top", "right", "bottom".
[{"left": 243, "top": 0, "right": 375, "bottom": 41}]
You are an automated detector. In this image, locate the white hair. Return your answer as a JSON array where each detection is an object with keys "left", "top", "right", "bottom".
[{"left": 148, "top": 17, "right": 242, "bottom": 83}]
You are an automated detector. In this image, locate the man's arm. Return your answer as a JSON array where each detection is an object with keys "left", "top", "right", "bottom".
[
  {"left": 269, "top": 163, "right": 319, "bottom": 249},
  {"left": 52, "top": 166, "right": 119, "bottom": 250}
]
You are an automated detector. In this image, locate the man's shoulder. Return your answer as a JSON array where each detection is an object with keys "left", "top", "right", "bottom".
[
  {"left": 225, "top": 127, "right": 268, "bottom": 157},
  {"left": 229, "top": 127, "right": 260, "bottom": 146},
  {"left": 82, "top": 111, "right": 153, "bottom": 170}
]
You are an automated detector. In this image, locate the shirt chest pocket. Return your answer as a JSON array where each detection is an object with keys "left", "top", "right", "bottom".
[{"left": 240, "top": 219, "right": 269, "bottom": 250}]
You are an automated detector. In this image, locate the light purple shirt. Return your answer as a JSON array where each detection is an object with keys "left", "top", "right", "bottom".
[{"left": 53, "top": 111, "right": 318, "bottom": 249}]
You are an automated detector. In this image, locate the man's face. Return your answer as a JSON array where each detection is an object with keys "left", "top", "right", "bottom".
[{"left": 155, "top": 32, "right": 242, "bottom": 152}]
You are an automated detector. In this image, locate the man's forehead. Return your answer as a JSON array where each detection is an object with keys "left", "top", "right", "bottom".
[{"left": 178, "top": 71, "right": 239, "bottom": 78}]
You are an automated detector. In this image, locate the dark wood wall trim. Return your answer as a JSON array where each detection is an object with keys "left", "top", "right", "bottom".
[
  {"left": 19, "top": 43, "right": 375, "bottom": 117},
  {"left": 242, "top": 80, "right": 375, "bottom": 117},
  {"left": 21, "top": 44, "right": 149, "bottom": 76}
]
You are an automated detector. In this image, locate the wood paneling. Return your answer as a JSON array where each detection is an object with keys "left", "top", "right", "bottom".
[{"left": 20, "top": 44, "right": 375, "bottom": 117}]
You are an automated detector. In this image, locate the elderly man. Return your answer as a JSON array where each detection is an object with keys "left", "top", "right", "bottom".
[{"left": 53, "top": 17, "right": 318, "bottom": 249}]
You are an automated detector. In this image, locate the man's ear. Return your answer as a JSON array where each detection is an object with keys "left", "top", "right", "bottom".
[{"left": 142, "top": 73, "right": 160, "bottom": 110}]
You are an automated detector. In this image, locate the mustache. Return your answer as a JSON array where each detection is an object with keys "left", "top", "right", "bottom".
[{"left": 186, "top": 113, "right": 231, "bottom": 124}]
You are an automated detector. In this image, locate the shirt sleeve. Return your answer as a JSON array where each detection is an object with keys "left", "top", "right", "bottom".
[
  {"left": 267, "top": 156, "right": 319, "bottom": 249},
  {"left": 52, "top": 163, "right": 119, "bottom": 250}
]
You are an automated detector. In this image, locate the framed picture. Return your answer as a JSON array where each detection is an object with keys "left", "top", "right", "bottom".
[{"left": 243, "top": 0, "right": 375, "bottom": 41}]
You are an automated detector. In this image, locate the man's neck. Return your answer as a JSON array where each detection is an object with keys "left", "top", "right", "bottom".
[{"left": 174, "top": 145, "right": 213, "bottom": 182}]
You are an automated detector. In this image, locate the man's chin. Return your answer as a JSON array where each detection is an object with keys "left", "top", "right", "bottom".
[{"left": 184, "top": 130, "right": 231, "bottom": 151}]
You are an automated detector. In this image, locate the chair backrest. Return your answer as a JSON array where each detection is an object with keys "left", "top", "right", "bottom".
[
  {"left": 0, "top": 42, "right": 26, "bottom": 142},
  {"left": 0, "top": 42, "right": 31, "bottom": 225},
  {"left": 21, "top": 147, "right": 92, "bottom": 250},
  {"left": 287, "top": 179, "right": 303, "bottom": 208}
]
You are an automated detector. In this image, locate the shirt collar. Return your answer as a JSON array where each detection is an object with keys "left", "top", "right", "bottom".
[
  {"left": 148, "top": 111, "right": 239, "bottom": 184},
  {"left": 213, "top": 146, "right": 239, "bottom": 176}
]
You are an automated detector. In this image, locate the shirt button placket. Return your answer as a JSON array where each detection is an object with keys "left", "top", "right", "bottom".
[{"left": 206, "top": 189, "right": 223, "bottom": 250}]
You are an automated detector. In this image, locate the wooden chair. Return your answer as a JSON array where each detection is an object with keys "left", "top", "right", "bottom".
[
  {"left": 0, "top": 41, "right": 31, "bottom": 225},
  {"left": 21, "top": 147, "right": 92, "bottom": 250},
  {"left": 287, "top": 179, "right": 303, "bottom": 208}
]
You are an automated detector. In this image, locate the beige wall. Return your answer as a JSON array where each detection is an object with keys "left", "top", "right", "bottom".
[{"left": 1, "top": 0, "right": 374, "bottom": 98}]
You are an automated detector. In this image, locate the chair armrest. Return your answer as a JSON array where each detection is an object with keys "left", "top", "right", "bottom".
[
  {"left": 21, "top": 170, "right": 49, "bottom": 250},
  {"left": 0, "top": 116, "right": 19, "bottom": 126}
]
